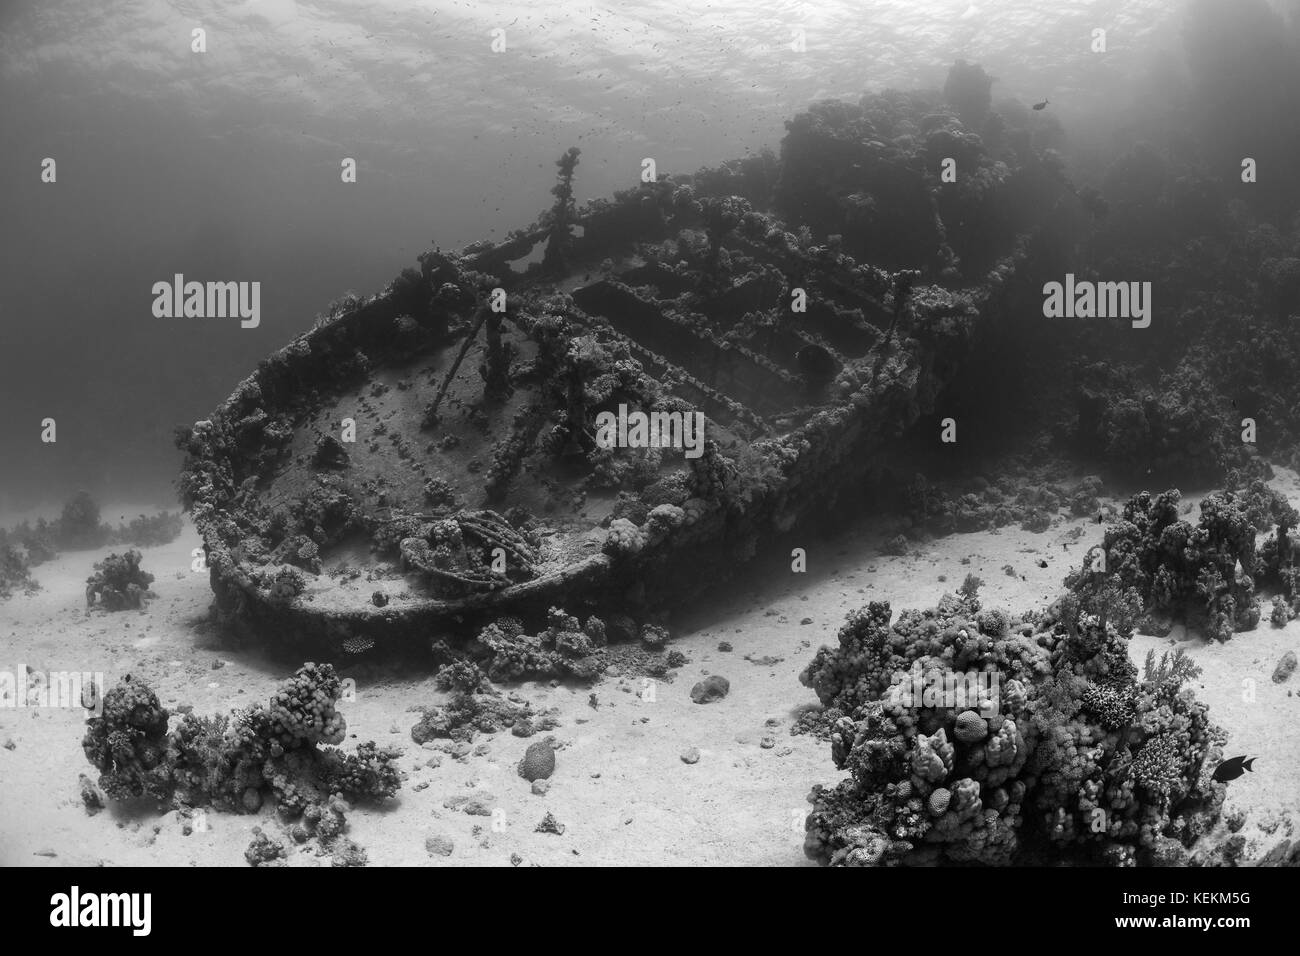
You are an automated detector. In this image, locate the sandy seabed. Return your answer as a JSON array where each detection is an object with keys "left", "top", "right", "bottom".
[{"left": 2, "top": 474, "right": 1298, "bottom": 867}]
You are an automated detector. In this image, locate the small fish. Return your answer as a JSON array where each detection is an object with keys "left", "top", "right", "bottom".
[
  {"left": 1032, "top": 99, "right": 1049, "bottom": 111},
  {"left": 1211, "top": 755, "right": 1257, "bottom": 782}
]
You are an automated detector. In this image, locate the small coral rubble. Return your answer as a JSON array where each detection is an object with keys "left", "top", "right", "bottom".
[
  {"left": 469, "top": 607, "right": 682, "bottom": 683},
  {"left": 410, "top": 686, "right": 559, "bottom": 745}
]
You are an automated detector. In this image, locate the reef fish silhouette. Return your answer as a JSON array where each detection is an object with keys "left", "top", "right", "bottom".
[
  {"left": 1211, "top": 755, "right": 1256, "bottom": 782},
  {"left": 1032, "top": 99, "right": 1049, "bottom": 111}
]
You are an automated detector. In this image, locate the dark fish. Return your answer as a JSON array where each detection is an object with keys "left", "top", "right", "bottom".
[
  {"left": 1211, "top": 755, "right": 1257, "bottom": 782},
  {"left": 1037, "top": 559, "right": 1048, "bottom": 568},
  {"left": 1032, "top": 99, "right": 1049, "bottom": 111}
]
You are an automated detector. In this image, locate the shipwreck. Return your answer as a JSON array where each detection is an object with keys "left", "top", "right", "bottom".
[{"left": 176, "top": 78, "right": 1084, "bottom": 655}]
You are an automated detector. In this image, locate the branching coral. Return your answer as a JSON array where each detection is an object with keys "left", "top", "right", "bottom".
[
  {"left": 802, "top": 584, "right": 1225, "bottom": 866},
  {"left": 56, "top": 491, "right": 112, "bottom": 550},
  {"left": 83, "top": 664, "right": 403, "bottom": 849},
  {"left": 82, "top": 676, "right": 173, "bottom": 801},
  {"left": 0, "top": 542, "right": 38, "bottom": 599},
  {"left": 474, "top": 607, "right": 608, "bottom": 682},
  {"left": 268, "top": 662, "right": 348, "bottom": 747},
  {"left": 114, "top": 511, "right": 184, "bottom": 547},
  {"left": 434, "top": 659, "right": 485, "bottom": 694},
  {"left": 10, "top": 519, "right": 57, "bottom": 565},
  {"left": 901, "top": 472, "right": 1098, "bottom": 537},
  {"left": 1075, "top": 488, "right": 1268, "bottom": 640},
  {"left": 326, "top": 741, "right": 403, "bottom": 801},
  {"left": 85, "top": 549, "right": 155, "bottom": 611}
]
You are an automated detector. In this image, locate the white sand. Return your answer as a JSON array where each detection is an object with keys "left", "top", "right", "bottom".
[{"left": 1, "top": 476, "right": 1296, "bottom": 866}]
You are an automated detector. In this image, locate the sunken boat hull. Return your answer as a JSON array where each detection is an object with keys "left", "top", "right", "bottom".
[{"left": 177, "top": 147, "right": 1037, "bottom": 656}]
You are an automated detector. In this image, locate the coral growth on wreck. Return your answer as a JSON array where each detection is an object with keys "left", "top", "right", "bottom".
[
  {"left": 542, "top": 146, "right": 581, "bottom": 274},
  {"left": 167, "top": 61, "right": 1045, "bottom": 652},
  {"left": 398, "top": 510, "right": 539, "bottom": 594},
  {"left": 775, "top": 68, "right": 1065, "bottom": 277}
]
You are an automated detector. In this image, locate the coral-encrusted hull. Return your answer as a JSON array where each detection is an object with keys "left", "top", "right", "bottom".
[{"left": 177, "top": 161, "right": 1028, "bottom": 656}]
